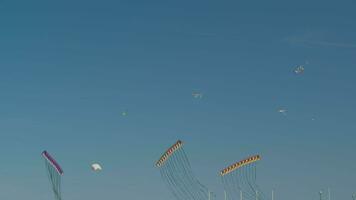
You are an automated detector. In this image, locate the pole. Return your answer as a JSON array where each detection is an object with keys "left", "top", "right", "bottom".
[
  {"left": 272, "top": 190, "right": 274, "bottom": 200},
  {"left": 208, "top": 191, "right": 211, "bottom": 200},
  {"left": 240, "top": 190, "right": 243, "bottom": 200},
  {"left": 319, "top": 191, "right": 323, "bottom": 200},
  {"left": 256, "top": 190, "right": 259, "bottom": 200},
  {"left": 328, "top": 188, "right": 330, "bottom": 200},
  {"left": 224, "top": 190, "right": 227, "bottom": 200}
]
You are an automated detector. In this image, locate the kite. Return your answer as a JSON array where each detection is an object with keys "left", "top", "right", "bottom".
[
  {"left": 42, "top": 151, "right": 64, "bottom": 200},
  {"left": 294, "top": 65, "right": 305, "bottom": 74},
  {"left": 156, "top": 140, "right": 212, "bottom": 200},
  {"left": 278, "top": 109, "right": 287, "bottom": 116},
  {"left": 192, "top": 91, "right": 203, "bottom": 99},
  {"left": 220, "top": 155, "right": 268, "bottom": 200},
  {"left": 91, "top": 163, "right": 103, "bottom": 171}
]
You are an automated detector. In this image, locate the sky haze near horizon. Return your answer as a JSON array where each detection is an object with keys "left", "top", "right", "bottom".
[{"left": 1, "top": 1, "right": 356, "bottom": 200}]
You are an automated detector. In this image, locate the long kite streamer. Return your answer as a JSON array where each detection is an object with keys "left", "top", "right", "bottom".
[
  {"left": 42, "top": 151, "right": 64, "bottom": 200},
  {"left": 156, "top": 140, "right": 212, "bottom": 200},
  {"left": 220, "top": 155, "right": 268, "bottom": 200}
]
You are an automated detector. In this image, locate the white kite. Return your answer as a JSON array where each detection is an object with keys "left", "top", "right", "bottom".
[
  {"left": 91, "top": 163, "right": 102, "bottom": 171},
  {"left": 278, "top": 109, "right": 287, "bottom": 115},
  {"left": 192, "top": 91, "right": 203, "bottom": 99},
  {"left": 294, "top": 65, "right": 305, "bottom": 74},
  {"left": 122, "top": 110, "right": 128, "bottom": 116}
]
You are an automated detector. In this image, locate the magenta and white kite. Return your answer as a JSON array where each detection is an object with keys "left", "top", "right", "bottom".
[{"left": 42, "top": 151, "right": 63, "bottom": 200}]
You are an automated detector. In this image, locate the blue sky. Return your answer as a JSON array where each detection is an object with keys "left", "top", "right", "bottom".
[{"left": 1, "top": 0, "right": 356, "bottom": 200}]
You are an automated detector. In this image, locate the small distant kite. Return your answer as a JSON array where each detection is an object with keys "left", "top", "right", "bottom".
[
  {"left": 91, "top": 163, "right": 102, "bottom": 172},
  {"left": 294, "top": 65, "right": 305, "bottom": 74},
  {"left": 192, "top": 91, "right": 203, "bottom": 99},
  {"left": 121, "top": 110, "right": 128, "bottom": 116},
  {"left": 278, "top": 109, "right": 287, "bottom": 115}
]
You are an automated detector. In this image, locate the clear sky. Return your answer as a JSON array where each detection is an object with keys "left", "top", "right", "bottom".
[{"left": 1, "top": 0, "right": 356, "bottom": 200}]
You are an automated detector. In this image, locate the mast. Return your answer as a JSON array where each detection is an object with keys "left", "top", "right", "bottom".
[{"left": 272, "top": 190, "right": 274, "bottom": 200}]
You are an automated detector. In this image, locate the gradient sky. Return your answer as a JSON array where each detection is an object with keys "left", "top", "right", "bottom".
[{"left": 1, "top": 1, "right": 356, "bottom": 200}]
